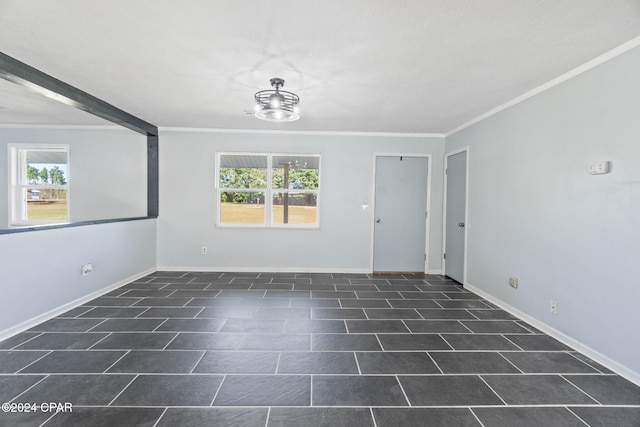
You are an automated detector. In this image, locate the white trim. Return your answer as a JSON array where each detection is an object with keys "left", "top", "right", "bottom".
[
  {"left": 447, "top": 35, "right": 640, "bottom": 136},
  {"left": 465, "top": 282, "right": 640, "bottom": 387},
  {"left": 370, "top": 152, "right": 432, "bottom": 273},
  {"left": 8, "top": 144, "right": 70, "bottom": 226},
  {"left": 427, "top": 269, "right": 443, "bottom": 275},
  {"left": 215, "top": 152, "right": 321, "bottom": 229},
  {"left": 0, "top": 124, "right": 122, "bottom": 130},
  {"left": 160, "top": 126, "right": 445, "bottom": 138},
  {"left": 0, "top": 267, "right": 156, "bottom": 343},
  {"left": 442, "top": 147, "right": 470, "bottom": 282},
  {"left": 425, "top": 155, "right": 433, "bottom": 274},
  {"left": 157, "top": 266, "right": 371, "bottom": 274}
]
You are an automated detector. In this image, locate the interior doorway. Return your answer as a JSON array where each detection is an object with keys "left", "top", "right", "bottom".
[
  {"left": 372, "top": 155, "right": 430, "bottom": 273},
  {"left": 443, "top": 148, "right": 468, "bottom": 283}
]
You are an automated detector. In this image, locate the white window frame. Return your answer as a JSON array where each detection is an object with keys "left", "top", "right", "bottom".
[
  {"left": 215, "top": 152, "right": 321, "bottom": 229},
  {"left": 8, "top": 144, "right": 70, "bottom": 226}
]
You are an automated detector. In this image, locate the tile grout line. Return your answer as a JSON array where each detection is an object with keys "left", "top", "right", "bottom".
[
  {"left": 353, "top": 352, "right": 362, "bottom": 375},
  {"left": 560, "top": 375, "right": 603, "bottom": 405},
  {"left": 565, "top": 351, "right": 605, "bottom": 374},
  {"left": 107, "top": 374, "right": 139, "bottom": 406},
  {"left": 151, "top": 407, "right": 169, "bottom": 427},
  {"left": 264, "top": 406, "right": 271, "bottom": 427},
  {"left": 87, "top": 331, "right": 114, "bottom": 349},
  {"left": 8, "top": 332, "right": 45, "bottom": 349},
  {"left": 160, "top": 333, "right": 180, "bottom": 350},
  {"left": 426, "top": 352, "right": 445, "bottom": 375},
  {"left": 208, "top": 374, "right": 226, "bottom": 407},
  {"left": 37, "top": 411, "right": 58, "bottom": 427},
  {"left": 14, "top": 350, "right": 53, "bottom": 374},
  {"left": 468, "top": 407, "right": 488, "bottom": 427},
  {"left": 438, "top": 334, "right": 455, "bottom": 351},
  {"left": 373, "top": 334, "right": 385, "bottom": 351},
  {"left": 369, "top": 407, "right": 379, "bottom": 427},
  {"left": 496, "top": 352, "right": 525, "bottom": 374},
  {"left": 501, "top": 335, "right": 526, "bottom": 351},
  {"left": 8, "top": 374, "right": 50, "bottom": 403},
  {"left": 102, "top": 349, "right": 131, "bottom": 373},
  {"left": 478, "top": 375, "right": 509, "bottom": 406},
  {"left": 394, "top": 375, "right": 412, "bottom": 407},
  {"left": 565, "top": 406, "right": 593, "bottom": 426},
  {"left": 152, "top": 318, "right": 171, "bottom": 332},
  {"left": 85, "top": 318, "right": 109, "bottom": 333},
  {"left": 188, "top": 350, "right": 207, "bottom": 374}
]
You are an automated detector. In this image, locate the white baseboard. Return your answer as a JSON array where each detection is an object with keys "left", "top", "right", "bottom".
[
  {"left": 465, "top": 282, "right": 640, "bottom": 387},
  {"left": 158, "top": 266, "right": 444, "bottom": 275},
  {"left": 0, "top": 268, "right": 156, "bottom": 343},
  {"left": 157, "top": 266, "right": 372, "bottom": 274}
]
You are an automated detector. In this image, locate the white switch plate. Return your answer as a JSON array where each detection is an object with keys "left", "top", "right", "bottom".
[
  {"left": 588, "top": 161, "right": 610, "bottom": 175},
  {"left": 82, "top": 263, "right": 93, "bottom": 276}
]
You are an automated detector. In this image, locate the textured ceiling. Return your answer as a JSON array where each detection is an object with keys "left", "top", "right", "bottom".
[{"left": 1, "top": 0, "right": 640, "bottom": 134}]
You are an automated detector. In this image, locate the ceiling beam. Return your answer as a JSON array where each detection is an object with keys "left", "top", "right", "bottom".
[{"left": 0, "top": 51, "right": 157, "bottom": 136}]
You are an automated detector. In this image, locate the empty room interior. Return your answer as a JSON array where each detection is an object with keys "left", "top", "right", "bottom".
[{"left": 1, "top": 1, "right": 639, "bottom": 426}]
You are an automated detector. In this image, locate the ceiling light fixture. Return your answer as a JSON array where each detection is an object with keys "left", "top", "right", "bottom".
[{"left": 254, "top": 78, "right": 300, "bottom": 122}]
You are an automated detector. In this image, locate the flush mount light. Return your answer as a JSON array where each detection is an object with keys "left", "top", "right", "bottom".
[{"left": 254, "top": 78, "right": 300, "bottom": 122}]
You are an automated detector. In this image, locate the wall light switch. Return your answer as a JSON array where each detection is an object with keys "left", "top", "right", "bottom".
[{"left": 588, "top": 161, "right": 610, "bottom": 175}]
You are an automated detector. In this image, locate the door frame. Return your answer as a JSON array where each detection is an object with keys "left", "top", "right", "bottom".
[
  {"left": 442, "top": 146, "right": 470, "bottom": 283},
  {"left": 370, "top": 152, "right": 432, "bottom": 273}
]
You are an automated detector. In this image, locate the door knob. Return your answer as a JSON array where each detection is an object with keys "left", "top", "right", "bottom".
[
  {"left": 376, "top": 218, "right": 381, "bottom": 223},
  {"left": 458, "top": 222, "right": 465, "bottom": 227}
]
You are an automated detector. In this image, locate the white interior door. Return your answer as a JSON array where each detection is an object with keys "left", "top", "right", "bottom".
[
  {"left": 373, "top": 156, "right": 429, "bottom": 272},
  {"left": 444, "top": 150, "right": 467, "bottom": 283}
]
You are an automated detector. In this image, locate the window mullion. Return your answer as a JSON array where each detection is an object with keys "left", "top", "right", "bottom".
[{"left": 266, "top": 153, "right": 272, "bottom": 227}]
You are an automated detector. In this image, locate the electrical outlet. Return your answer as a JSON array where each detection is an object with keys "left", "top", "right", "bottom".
[
  {"left": 550, "top": 300, "right": 558, "bottom": 314},
  {"left": 201, "top": 246, "right": 207, "bottom": 255},
  {"left": 82, "top": 263, "right": 93, "bottom": 276},
  {"left": 508, "top": 276, "right": 518, "bottom": 289}
]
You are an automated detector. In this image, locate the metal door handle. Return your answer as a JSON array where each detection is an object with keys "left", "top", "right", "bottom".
[
  {"left": 376, "top": 218, "right": 381, "bottom": 223},
  {"left": 458, "top": 222, "right": 465, "bottom": 227}
]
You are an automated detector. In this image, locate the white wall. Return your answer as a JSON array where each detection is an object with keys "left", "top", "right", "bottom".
[
  {"left": 446, "top": 45, "right": 640, "bottom": 381},
  {"left": 0, "top": 126, "right": 147, "bottom": 227},
  {"left": 0, "top": 219, "right": 157, "bottom": 337},
  {"left": 157, "top": 131, "right": 445, "bottom": 273}
]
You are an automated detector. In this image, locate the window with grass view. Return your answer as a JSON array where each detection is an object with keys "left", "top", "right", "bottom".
[
  {"left": 10, "top": 145, "right": 69, "bottom": 225},
  {"left": 217, "top": 153, "right": 320, "bottom": 227}
]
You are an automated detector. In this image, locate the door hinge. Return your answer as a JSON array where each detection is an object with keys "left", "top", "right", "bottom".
[
  {"left": 424, "top": 254, "right": 427, "bottom": 261},
  {"left": 445, "top": 168, "right": 447, "bottom": 175},
  {"left": 425, "top": 211, "right": 428, "bottom": 219},
  {"left": 443, "top": 253, "right": 446, "bottom": 259}
]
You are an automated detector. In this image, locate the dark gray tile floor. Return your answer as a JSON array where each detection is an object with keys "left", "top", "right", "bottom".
[{"left": 1, "top": 271, "right": 639, "bottom": 426}]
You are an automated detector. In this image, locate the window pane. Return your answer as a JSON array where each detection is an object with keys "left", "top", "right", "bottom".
[
  {"left": 26, "top": 188, "right": 68, "bottom": 220},
  {"left": 272, "top": 192, "right": 317, "bottom": 225},
  {"left": 26, "top": 151, "right": 68, "bottom": 185},
  {"left": 219, "top": 155, "right": 267, "bottom": 189},
  {"left": 272, "top": 155, "right": 319, "bottom": 190},
  {"left": 220, "top": 192, "right": 265, "bottom": 224}
]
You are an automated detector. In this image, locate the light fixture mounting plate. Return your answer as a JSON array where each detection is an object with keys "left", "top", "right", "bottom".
[{"left": 270, "top": 78, "right": 285, "bottom": 89}]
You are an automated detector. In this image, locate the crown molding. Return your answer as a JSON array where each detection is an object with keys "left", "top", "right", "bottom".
[
  {"left": 446, "top": 35, "right": 640, "bottom": 137},
  {"left": 0, "top": 124, "right": 122, "bottom": 130},
  {"left": 159, "top": 127, "right": 445, "bottom": 138}
]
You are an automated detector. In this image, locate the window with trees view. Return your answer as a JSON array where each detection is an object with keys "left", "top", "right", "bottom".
[
  {"left": 217, "top": 153, "right": 320, "bottom": 227},
  {"left": 9, "top": 145, "right": 69, "bottom": 225}
]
